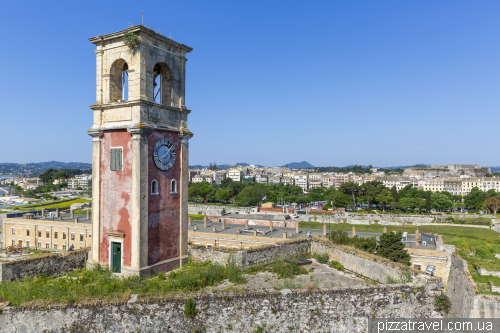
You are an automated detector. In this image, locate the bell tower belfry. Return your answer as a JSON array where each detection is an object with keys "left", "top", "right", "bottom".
[{"left": 87, "top": 26, "right": 193, "bottom": 276}]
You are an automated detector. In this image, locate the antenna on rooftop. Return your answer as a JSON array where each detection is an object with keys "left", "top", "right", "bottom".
[{"left": 142, "top": 11, "right": 144, "bottom": 25}]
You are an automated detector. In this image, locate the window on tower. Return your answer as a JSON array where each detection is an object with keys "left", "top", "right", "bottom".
[
  {"left": 171, "top": 179, "right": 177, "bottom": 193},
  {"left": 153, "top": 62, "right": 173, "bottom": 106},
  {"left": 110, "top": 59, "right": 129, "bottom": 102},
  {"left": 110, "top": 148, "right": 123, "bottom": 171},
  {"left": 151, "top": 179, "right": 159, "bottom": 195}
]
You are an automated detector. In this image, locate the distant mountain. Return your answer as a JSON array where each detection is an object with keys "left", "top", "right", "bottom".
[
  {"left": 489, "top": 166, "right": 500, "bottom": 172},
  {"left": 282, "top": 161, "right": 314, "bottom": 169},
  {"left": 381, "top": 164, "right": 430, "bottom": 169},
  {"left": 0, "top": 161, "right": 92, "bottom": 176}
]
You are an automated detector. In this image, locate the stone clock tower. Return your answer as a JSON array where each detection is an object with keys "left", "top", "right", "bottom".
[{"left": 87, "top": 26, "right": 193, "bottom": 276}]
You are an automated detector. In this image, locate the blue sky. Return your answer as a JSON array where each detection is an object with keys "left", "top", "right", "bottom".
[{"left": 1, "top": 1, "right": 499, "bottom": 167}]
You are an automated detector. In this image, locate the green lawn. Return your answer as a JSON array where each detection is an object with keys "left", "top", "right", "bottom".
[
  {"left": 12, "top": 199, "right": 90, "bottom": 211},
  {"left": 188, "top": 214, "right": 206, "bottom": 220},
  {"left": 300, "top": 221, "right": 500, "bottom": 291}
]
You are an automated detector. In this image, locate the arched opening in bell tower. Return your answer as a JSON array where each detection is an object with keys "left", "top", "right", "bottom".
[
  {"left": 152, "top": 62, "right": 172, "bottom": 106},
  {"left": 110, "top": 59, "right": 129, "bottom": 102}
]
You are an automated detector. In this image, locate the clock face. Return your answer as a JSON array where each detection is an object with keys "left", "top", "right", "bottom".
[{"left": 152, "top": 138, "right": 176, "bottom": 171}]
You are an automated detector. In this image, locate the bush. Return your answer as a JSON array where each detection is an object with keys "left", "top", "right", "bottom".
[
  {"left": 445, "top": 217, "right": 455, "bottom": 223},
  {"left": 225, "top": 258, "right": 246, "bottom": 284},
  {"left": 184, "top": 298, "right": 196, "bottom": 318},
  {"left": 313, "top": 252, "right": 329, "bottom": 264},
  {"left": 328, "top": 230, "right": 377, "bottom": 253},
  {"left": 434, "top": 293, "right": 451, "bottom": 314},
  {"left": 330, "top": 260, "right": 344, "bottom": 271}
]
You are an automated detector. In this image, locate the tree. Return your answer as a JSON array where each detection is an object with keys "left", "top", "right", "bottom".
[
  {"left": 431, "top": 193, "right": 453, "bottom": 211},
  {"left": 464, "top": 187, "right": 487, "bottom": 210},
  {"left": 333, "top": 193, "right": 352, "bottom": 208},
  {"left": 361, "top": 181, "right": 386, "bottom": 206},
  {"left": 391, "top": 186, "right": 399, "bottom": 202},
  {"left": 323, "top": 187, "right": 338, "bottom": 204},
  {"left": 440, "top": 191, "right": 453, "bottom": 201},
  {"left": 52, "top": 170, "right": 67, "bottom": 181},
  {"left": 376, "top": 189, "right": 393, "bottom": 211},
  {"left": 215, "top": 189, "right": 229, "bottom": 202},
  {"left": 188, "top": 182, "right": 212, "bottom": 200},
  {"left": 425, "top": 191, "right": 432, "bottom": 211},
  {"left": 377, "top": 231, "right": 411, "bottom": 266},
  {"left": 339, "top": 182, "right": 361, "bottom": 204},
  {"left": 399, "top": 197, "right": 416, "bottom": 211},
  {"left": 482, "top": 197, "right": 500, "bottom": 214},
  {"left": 236, "top": 183, "right": 268, "bottom": 205}
]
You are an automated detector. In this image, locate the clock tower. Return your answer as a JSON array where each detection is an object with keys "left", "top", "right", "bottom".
[{"left": 87, "top": 26, "right": 193, "bottom": 277}]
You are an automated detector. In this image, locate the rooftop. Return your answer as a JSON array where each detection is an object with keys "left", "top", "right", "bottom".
[{"left": 4, "top": 211, "right": 92, "bottom": 225}]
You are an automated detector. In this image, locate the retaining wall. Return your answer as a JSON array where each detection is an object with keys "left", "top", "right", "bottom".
[
  {"left": 446, "top": 254, "right": 500, "bottom": 318},
  {"left": 189, "top": 240, "right": 309, "bottom": 268},
  {"left": 0, "top": 284, "right": 443, "bottom": 333},
  {"left": 311, "top": 239, "right": 419, "bottom": 283},
  {"left": 477, "top": 267, "right": 500, "bottom": 278},
  {"left": 188, "top": 204, "right": 256, "bottom": 217},
  {"left": 0, "top": 248, "right": 89, "bottom": 282}
]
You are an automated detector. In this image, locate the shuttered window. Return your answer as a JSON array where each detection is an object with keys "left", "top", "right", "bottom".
[{"left": 110, "top": 148, "right": 123, "bottom": 171}]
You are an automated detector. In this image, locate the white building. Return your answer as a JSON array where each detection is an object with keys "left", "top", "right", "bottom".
[{"left": 294, "top": 174, "right": 308, "bottom": 192}]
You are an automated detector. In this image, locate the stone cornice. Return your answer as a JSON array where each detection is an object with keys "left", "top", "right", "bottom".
[
  {"left": 88, "top": 25, "right": 193, "bottom": 53},
  {"left": 89, "top": 100, "right": 191, "bottom": 115}
]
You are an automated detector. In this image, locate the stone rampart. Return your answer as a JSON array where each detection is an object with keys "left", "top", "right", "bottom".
[
  {"left": 188, "top": 204, "right": 256, "bottom": 217},
  {"left": 477, "top": 266, "right": 500, "bottom": 278},
  {"left": 0, "top": 248, "right": 89, "bottom": 282},
  {"left": 446, "top": 253, "right": 500, "bottom": 318},
  {"left": 189, "top": 239, "right": 309, "bottom": 268},
  {"left": 189, "top": 238, "right": 425, "bottom": 285},
  {"left": 0, "top": 284, "right": 442, "bottom": 333},
  {"left": 311, "top": 239, "right": 421, "bottom": 283}
]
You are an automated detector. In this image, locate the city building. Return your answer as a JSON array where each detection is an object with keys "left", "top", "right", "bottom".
[
  {"left": 294, "top": 174, "right": 308, "bottom": 191},
  {"left": 228, "top": 169, "right": 244, "bottom": 182},
  {"left": 3, "top": 211, "right": 92, "bottom": 250}
]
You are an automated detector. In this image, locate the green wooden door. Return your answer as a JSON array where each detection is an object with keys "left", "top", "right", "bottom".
[{"left": 112, "top": 242, "right": 121, "bottom": 273}]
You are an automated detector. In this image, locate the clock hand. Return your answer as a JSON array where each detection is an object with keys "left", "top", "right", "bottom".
[{"left": 160, "top": 152, "right": 169, "bottom": 160}]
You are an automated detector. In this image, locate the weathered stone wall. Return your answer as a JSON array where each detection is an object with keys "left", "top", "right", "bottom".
[
  {"left": 477, "top": 266, "right": 500, "bottom": 278},
  {"left": 0, "top": 248, "right": 89, "bottom": 282},
  {"left": 0, "top": 284, "right": 443, "bottom": 333},
  {"left": 471, "top": 295, "right": 500, "bottom": 318},
  {"left": 446, "top": 254, "right": 477, "bottom": 318},
  {"left": 188, "top": 204, "right": 256, "bottom": 217},
  {"left": 188, "top": 240, "right": 309, "bottom": 268},
  {"left": 311, "top": 239, "right": 415, "bottom": 283},
  {"left": 189, "top": 238, "right": 423, "bottom": 285}
]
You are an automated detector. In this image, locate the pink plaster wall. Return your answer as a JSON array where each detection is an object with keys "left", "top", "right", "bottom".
[
  {"left": 100, "top": 130, "right": 133, "bottom": 266},
  {"left": 147, "top": 130, "right": 181, "bottom": 265}
]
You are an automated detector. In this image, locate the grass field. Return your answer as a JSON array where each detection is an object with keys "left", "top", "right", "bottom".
[
  {"left": 300, "top": 221, "right": 500, "bottom": 291},
  {"left": 12, "top": 199, "right": 90, "bottom": 211},
  {"left": 188, "top": 214, "right": 206, "bottom": 220}
]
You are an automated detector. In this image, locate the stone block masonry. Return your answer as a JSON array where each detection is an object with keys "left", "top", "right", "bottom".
[
  {"left": 189, "top": 239, "right": 309, "bottom": 268},
  {"left": 446, "top": 253, "right": 500, "bottom": 318},
  {"left": 0, "top": 284, "right": 442, "bottom": 333},
  {"left": 311, "top": 238, "right": 421, "bottom": 283},
  {"left": 0, "top": 248, "right": 88, "bottom": 282}
]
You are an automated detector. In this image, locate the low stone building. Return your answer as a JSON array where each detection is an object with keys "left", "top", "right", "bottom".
[{"left": 3, "top": 211, "right": 92, "bottom": 251}]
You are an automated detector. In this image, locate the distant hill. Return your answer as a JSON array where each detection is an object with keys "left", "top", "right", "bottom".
[
  {"left": 0, "top": 161, "right": 92, "bottom": 176},
  {"left": 381, "top": 164, "right": 430, "bottom": 169},
  {"left": 489, "top": 166, "right": 500, "bottom": 172},
  {"left": 282, "top": 161, "right": 314, "bottom": 169}
]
